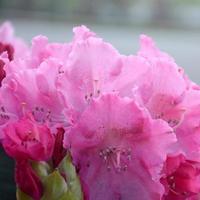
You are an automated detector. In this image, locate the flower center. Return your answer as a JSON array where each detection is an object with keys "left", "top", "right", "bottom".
[
  {"left": 99, "top": 146, "right": 132, "bottom": 173},
  {"left": 32, "top": 106, "right": 51, "bottom": 123},
  {"left": 31, "top": 106, "right": 67, "bottom": 127},
  {"left": 84, "top": 79, "right": 101, "bottom": 101},
  {"left": 0, "top": 106, "right": 10, "bottom": 125}
]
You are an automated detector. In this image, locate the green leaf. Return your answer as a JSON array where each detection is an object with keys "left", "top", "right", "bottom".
[
  {"left": 58, "top": 153, "right": 83, "bottom": 200},
  {"left": 64, "top": 190, "right": 79, "bottom": 200},
  {"left": 31, "top": 161, "right": 51, "bottom": 181},
  {"left": 41, "top": 170, "right": 68, "bottom": 200},
  {"left": 16, "top": 188, "right": 32, "bottom": 200}
]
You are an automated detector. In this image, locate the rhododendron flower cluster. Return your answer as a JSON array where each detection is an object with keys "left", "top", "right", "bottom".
[{"left": 0, "top": 21, "right": 200, "bottom": 200}]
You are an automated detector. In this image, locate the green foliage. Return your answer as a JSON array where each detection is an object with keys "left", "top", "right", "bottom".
[
  {"left": 16, "top": 153, "right": 83, "bottom": 200},
  {"left": 40, "top": 153, "right": 83, "bottom": 200},
  {"left": 58, "top": 153, "right": 83, "bottom": 200},
  {"left": 31, "top": 161, "right": 51, "bottom": 182},
  {"left": 41, "top": 170, "right": 68, "bottom": 200}
]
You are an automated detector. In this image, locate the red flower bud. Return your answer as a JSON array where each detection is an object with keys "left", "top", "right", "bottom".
[
  {"left": 52, "top": 128, "right": 67, "bottom": 168},
  {"left": 0, "top": 59, "right": 6, "bottom": 86},
  {"left": 0, "top": 42, "right": 14, "bottom": 61},
  {"left": 15, "top": 160, "right": 43, "bottom": 200}
]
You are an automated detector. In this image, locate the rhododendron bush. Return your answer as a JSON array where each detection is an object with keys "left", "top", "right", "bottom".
[{"left": 0, "top": 21, "right": 200, "bottom": 200}]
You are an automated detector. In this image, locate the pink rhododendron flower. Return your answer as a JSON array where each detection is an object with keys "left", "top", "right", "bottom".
[
  {"left": 161, "top": 155, "right": 200, "bottom": 200},
  {"left": 0, "top": 22, "right": 28, "bottom": 87},
  {"left": 2, "top": 114, "right": 54, "bottom": 161},
  {"left": 27, "top": 35, "right": 72, "bottom": 68},
  {"left": 58, "top": 26, "right": 121, "bottom": 123},
  {"left": 15, "top": 160, "right": 43, "bottom": 200},
  {"left": 0, "top": 51, "right": 68, "bottom": 142},
  {"left": 112, "top": 35, "right": 188, "bottom": 128},
  {"left": 0, "top": 58, "right": 67, "bottom": 141},
  {"left": 138, "top": 34, "right": 174, "bottom": 61},
  {"left": 0, "top": 33, "right": 72, "bottom": 137},
  {"left": 67, "top": 94, "right": 176, "bottom": 200},
  {"left": 58, "top": 26, "right": 190, "bottom": 131},
  {"left": 175, "top": 104, "right": 200, "bottom": 162},
  {"left": 0, "top": 23, "right": 200, "bottom": 200}
]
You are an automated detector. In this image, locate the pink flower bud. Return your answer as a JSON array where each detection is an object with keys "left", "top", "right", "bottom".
[
  {"left": 3, "top": 114, "right": 55, "bottom": 161},
  {"left": 162, "top": 155, "right": 200, "bottom": 199}
]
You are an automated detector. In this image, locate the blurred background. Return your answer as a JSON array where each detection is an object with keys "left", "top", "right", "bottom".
[
  {"left": 0, "top": 0, "right": 200, "bottom": 199},
  {"left": 0, "top": 0, "right": 200, "bottom": 82}
]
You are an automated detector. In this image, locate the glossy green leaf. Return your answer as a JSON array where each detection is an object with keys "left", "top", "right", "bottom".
[
  {"left": 41, "top": 170, "right": 68, "bottom": 200},
  {"left": 58, "top": 153, "right": 83, "bottom": 200},
  {"left": 64, "top": 190, "right": 79, "bottom": 200},
  {"left": 31, "top": 161, "right": 51, "bottom": 181}
]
